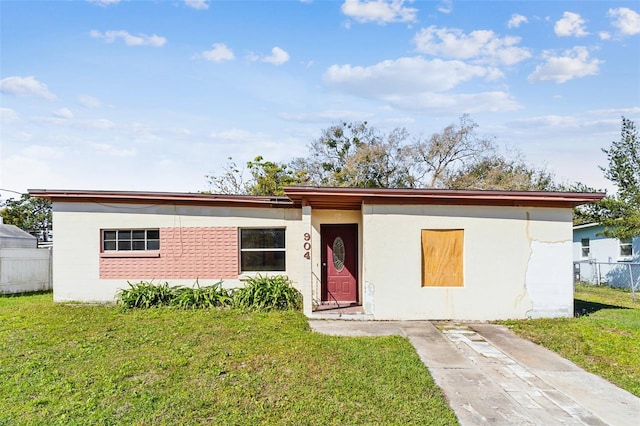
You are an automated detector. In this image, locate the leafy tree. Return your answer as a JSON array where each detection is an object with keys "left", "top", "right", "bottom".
[
  {"left": 556, "top": 182, "right": 604, "bottom": 226},
  {"left": 597, "top": 117, "right": 640, "bottom": 239},
  {"left": 414, "top": 114, "right": 494, "bottom": 188},
  {"left": 443, "top": 155, "right": 555, "bottom": 191},
  {"left": 245, "top": 156, "right": 308, "bottom": 196},
  {"left": 206, "top": 156, "right": 307, "bottom": 196},
  {"left": 205, "top": 157, "right": 247, "bottom": 195},
  {"left": 297, "top": 122, "right": 416, "bottom": 188},
  {"left": 342, "top": 127, "right": 416, "bottom": 188},
  {"left": 206, "top": 115, "right": 555, "bottom": 194},
  {"left": 0, "top": 194, "right": 52, "bottom": 241}
]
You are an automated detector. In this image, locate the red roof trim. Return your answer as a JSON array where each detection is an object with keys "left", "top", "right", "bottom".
[
  {"left": 28, "top": 187, "right": 605, "bottom": 209},
  {"left": 28, "top": 189, "right": 293, "bottom": 208},
  {"left": 282, "top": 186, "right": 605, "bottom": 209}
]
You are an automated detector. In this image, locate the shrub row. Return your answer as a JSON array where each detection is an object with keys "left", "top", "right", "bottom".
[{"left": 116, "top": 275, "right": 302, "bottom": 311}]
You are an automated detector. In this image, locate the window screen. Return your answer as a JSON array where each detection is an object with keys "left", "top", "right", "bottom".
[{"left": 102, "top": 229, "right": 160, "bottom": 252}]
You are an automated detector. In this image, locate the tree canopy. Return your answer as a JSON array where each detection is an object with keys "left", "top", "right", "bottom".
[
  {"left": 0, "top": 194, "right": 52, "bottom": 241},
  {"left": 206, "top": 115, "right": 554, "bottom": 196},
  {"left": 206, "top": 156, "right": 307, "bottom": 196},
  {"left": 596, "top": 117, "right": 640, "bottom": 239}
]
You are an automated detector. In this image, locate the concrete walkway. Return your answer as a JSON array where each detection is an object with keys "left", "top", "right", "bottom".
[{"left": 309, "top": 320, "right": 640, "bottom": 426}]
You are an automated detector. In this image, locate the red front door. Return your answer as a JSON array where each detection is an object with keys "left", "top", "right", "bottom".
[{"left": 321, "top": 224, "right": 358, "bottom": 304}]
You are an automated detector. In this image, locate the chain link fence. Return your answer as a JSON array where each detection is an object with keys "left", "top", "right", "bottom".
[{"left": 573, "top": 260, "right": 639, "bottom": 302}]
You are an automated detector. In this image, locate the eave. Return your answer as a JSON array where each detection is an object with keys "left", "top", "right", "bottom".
[
  {"left": 29, "top": 187, "right": 605, "bottom": 210},
  {"left": 28, "top": 189, "right": 294, "bottom": 208},
  {"left": 282, "top": 187, "right": 605, "bottom": 210}
]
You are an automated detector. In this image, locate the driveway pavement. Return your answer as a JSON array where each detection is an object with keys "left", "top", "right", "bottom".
[{"left": 309, "top": 320, "right": 640, "bottom": 426}]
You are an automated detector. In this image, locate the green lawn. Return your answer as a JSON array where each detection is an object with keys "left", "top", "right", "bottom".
[
  {"left": 503, "top": 284, "right": 640, "bottom": 397},
  {"left": 0, "top": 293, "right": 457, "bottom": 425}
]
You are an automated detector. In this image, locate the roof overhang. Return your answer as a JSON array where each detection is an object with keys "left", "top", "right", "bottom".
[
  {"left": 573, "top": 222, "right": 603, "bottom": 230},
  {"left": 28, "top": 189, "right": 294, "bottom": 208},
  {"left": 282, "top": 187, "right": 605, "bottom": 210},
  {"left": 29, "top": 187, "right": 605, "bottom": 210}
]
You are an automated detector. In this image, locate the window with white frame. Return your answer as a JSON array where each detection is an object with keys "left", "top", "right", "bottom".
[
  {"left": 240, "top": 228, "right": 285, "bottom": 271},
  {"left": 619, "top": 238, "right": 633, "bottom": 258},
  {"left": 581, "top": 238, "right": 590, "bottom": 258},
  {"left": 102, "top": 229, "right": 160, "bottom": 251}
]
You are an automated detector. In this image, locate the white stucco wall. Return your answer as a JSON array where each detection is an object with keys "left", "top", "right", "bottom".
[
  {"left": 360, "top": 204, "right": 573, "bottom": 320},
  {"left": 52, "top": 202, "right": 303, "bottom": 303}
]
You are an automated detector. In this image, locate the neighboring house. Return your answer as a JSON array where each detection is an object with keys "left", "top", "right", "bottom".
[
  {"left": 30, "top": 187, "right": 603, "bottom": 320},
  {"left": 0, "top": 223, "right": 52, "bottom": 294},
  {"left": 573, "top": 223, "right": 640, "bottom": 288},
  {"left": 0, "top": 223, "right": 38, "bottom": 249}
]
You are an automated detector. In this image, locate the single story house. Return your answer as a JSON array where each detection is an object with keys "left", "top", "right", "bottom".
[
  {"left": 30, "top": 187, "right": 603, "bottom": 320},
  {"left": 573, "top": 223, "right": 639, "bottom": 288}
]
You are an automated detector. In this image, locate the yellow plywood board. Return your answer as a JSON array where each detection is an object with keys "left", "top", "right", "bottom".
[{"left": 421, "top": 229, "right": 463, "bottom": 287}]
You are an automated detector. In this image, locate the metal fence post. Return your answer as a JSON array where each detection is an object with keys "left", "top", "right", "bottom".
[{"left": 629, "top": 263, "right": 636, "bottom": 303}]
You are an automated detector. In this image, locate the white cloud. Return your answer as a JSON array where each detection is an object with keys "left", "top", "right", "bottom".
[
  {"left": 53, "top": 108, "right": 74, "bottom": 119},
  {"left": 23, "top": 145, "right": 65, "bottom": 160},
  {"left": 508, "top": 115, "right": 582, "bottom": 129},
  {"left": 278, "top": 109, "right": 373, "bottom": 123},
  {"left": 554, "top": 12, "right": 588, "bottom": 37},
  {"left": 1, "top": 155, "right": 54, "bottom": 194},
  {"left": 201, "top": 43, "right": 235, "bottom": 62},
  {"left": 436, "top": 0, "right": 452, "bottom": 14},
  {"left": 209, "top": 128, "right": 257, "bottom": 141},
  {"left": 80, "top": 118, "right": 116, "bottom": 130},
  {"left": 36, "top": 116, "right": 116, "bottom": 130},
  {"left": 507, "top": 14, "right": 528, "bottom": 29},
  {"left": 90, "top": 30, "right": 167, "bottom": 47},
  {"left": 0, "top": 108, "right": 20, "bottom": 124},
  {"left": 323, "top": 56, "right": 519, "bottom": 113},
  {"left": 92, "top": 143, "right": 136, "bottom": 157},
  {"left": 386, "top": 91, "right": 520, "bottom": 113},
  {"left": 341, "top": 0, "right": 418, "bottom": 24},
  {"left": 599, "top": 31, "right": 612, "bottom": 40},
  {"left": 325, "top": 57, "right": 495, "bottom": 95},
  {"left": 77, "top": 94, "right": 103, "bottom": 109},
  {"left": 608, "top": 7, "right": 640, "bottom": 36},
  {"left": 184, "top": 0, "right": 209, "bottom": 10},
  {"left": 0, "top": 76, "right": 56, "bottom": 100},
  {"left": 586, "top": 107, "right": 640, "bottom": 116},
  {"left": 413, "top": 26, "right": 531, "bottom": 65},
  {"left": 86, "top": 0, "right": 121, "bottom": 6},
  {"left": 528, "top": 46, "right": 602, "bottom": 83},
  {"left": 262, "top": 47, "right": 290, "bottom": 65}
]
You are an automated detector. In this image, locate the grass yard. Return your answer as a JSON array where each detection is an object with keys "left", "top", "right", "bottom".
[
  {"left": 503, "top": 284, "right": 640, "bottom": 397},
  {"left": 0, "top": 293, "right": 457, "bottom": 425}
]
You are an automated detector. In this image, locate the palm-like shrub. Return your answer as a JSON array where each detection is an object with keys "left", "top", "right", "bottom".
[
  {"left": 117, "top": 281, "right": 174, "bottom": 308},
  {"left": 233, "top": 275, "right": 302, "bottom": 311},
  {"left": 117, "top": 276, "right": 302, "bottom": 311},
  {"left": 171, "top": 280, "right": 233, "bottom": 309}
]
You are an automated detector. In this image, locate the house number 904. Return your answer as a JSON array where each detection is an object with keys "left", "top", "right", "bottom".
[{"left": 303, "top": 233, "right": 311, "bottom": 259}]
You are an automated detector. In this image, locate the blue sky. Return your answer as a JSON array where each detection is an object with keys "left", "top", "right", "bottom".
[{"left": 1, "top": 0, "right": 639, "bottom": 198}]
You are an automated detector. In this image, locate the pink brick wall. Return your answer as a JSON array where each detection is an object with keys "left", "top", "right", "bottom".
[{"left": 100, "top": 227, "right": 239, "bottom": 280}]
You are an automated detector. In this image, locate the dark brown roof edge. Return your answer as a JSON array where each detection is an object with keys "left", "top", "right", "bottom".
[
  {"left": 29, "top": 187, "right": 605, "bottom": 210},
  {"left": 28, "top": 189, "right": 293, "bottom": 208},
  {"left": 282, "top": 186, "right": 605, "bottom": 208}
]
